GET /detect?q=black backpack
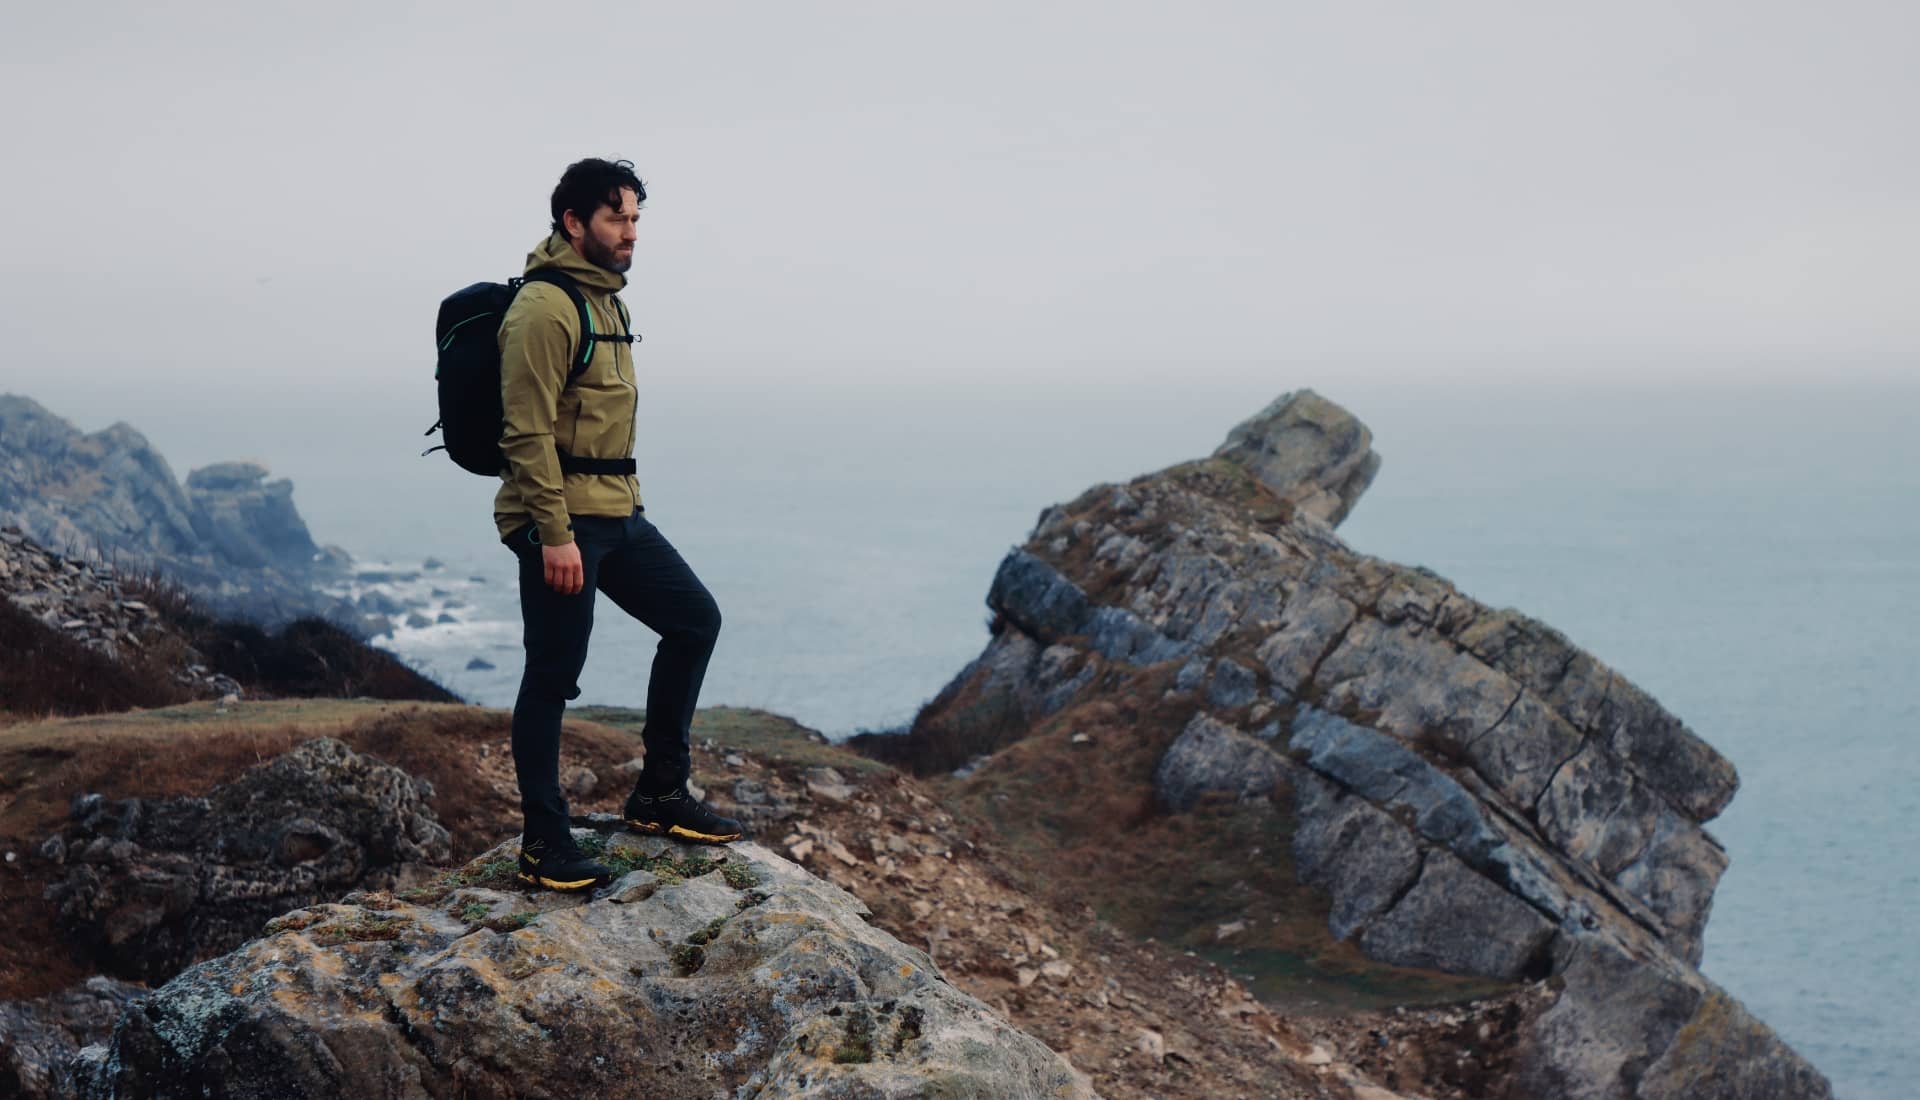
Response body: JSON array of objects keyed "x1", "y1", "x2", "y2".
[{"x1": 422, "y1": 268, "x2": 638, "y2": 476}]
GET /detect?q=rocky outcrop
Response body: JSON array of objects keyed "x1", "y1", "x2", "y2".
[
  {"x1": 72, "y1": 822, "x2": 1096, "y2": 1100},
  {"x1": 1211, "y1": 387, "x2": 1381, "y2": 527},
  {"x1": 183, "y1": 461, "x2": 322, "y2": 571},
  {"x1": 895, "y1": 388, "x2": 1829, "y2": 1098},
  {"x1": 1152, "y1": 712, "x2": 1288, "y2": 812},
  {"x1": 40, "y1": 738, "x2": 451, "y2": 983},
  {"x1": 0, "y1": 977, "x2": 147, "y2": 1100},
  {"x1": 0, "y1": 394, "x2": 361, "y2": 630}
]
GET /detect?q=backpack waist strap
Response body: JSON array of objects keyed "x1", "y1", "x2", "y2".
[{"x1": 555, "y1": 447, "x2": 636, "y2": 476}]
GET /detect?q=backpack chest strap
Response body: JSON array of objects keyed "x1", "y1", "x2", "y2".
[{"x1": 515, "y1": 269, "x2": 640, "y2": 377}]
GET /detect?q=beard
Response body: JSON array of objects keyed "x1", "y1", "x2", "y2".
[{"x1": 582, "y1": 232, "x2": 632, "y2": 273}]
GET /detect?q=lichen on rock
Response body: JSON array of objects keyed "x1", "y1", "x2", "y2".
[{"x1": 74, "y1": 819, "x2": 1095, "y2": 1099}]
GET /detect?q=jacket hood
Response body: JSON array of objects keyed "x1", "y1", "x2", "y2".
[{"x1": 523, "y1": 231, "x2": 627, "y2": 293}]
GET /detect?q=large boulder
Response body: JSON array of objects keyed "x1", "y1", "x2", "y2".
[
  {"x1": 885, "y1": 389, "x2": 1828, "y2": 1097},
  {"x1": 1151, "y1": 711, "x2": 1288, "y2": 812},
  {"x1": 1211, "y1": 387, "x2": 1381, "y2": 527},
  {"x1": 73, "y1": 822, "x2": 1097, "y2": 1100},
  {"x1": 41, "y1": 738, "x2": 451, "y2": 983}
]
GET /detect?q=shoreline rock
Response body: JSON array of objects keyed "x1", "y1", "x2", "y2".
[{"x1": 871, "y1": 388, "x2": 1830, "y2": 1098}]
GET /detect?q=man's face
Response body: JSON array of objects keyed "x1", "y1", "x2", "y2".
[{"x1": 568, "y1": 187, "x2": 640, "y2": 273}]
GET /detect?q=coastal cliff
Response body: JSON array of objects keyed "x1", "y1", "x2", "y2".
[
  {"x1": 0, "y1": 394, "x2": 364, "y2": 632},
  {"x1": 0, "y1": 389, "x2": 1831, "y2": 1098},
  {"x1": 859, "y1": 389, "x2": 1829, "y2": 1099}
]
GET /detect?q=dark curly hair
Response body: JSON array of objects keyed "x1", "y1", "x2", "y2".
[{"x1": 549, "y1": 158, "x2": 647, "y2": 237}]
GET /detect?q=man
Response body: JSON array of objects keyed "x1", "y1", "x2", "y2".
[{"x1": 496, "y1": 157, "x2": 743, "y2": 892}]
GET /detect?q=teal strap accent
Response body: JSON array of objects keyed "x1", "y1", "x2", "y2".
[{"x1": 438, "y1": 311, "x2": 495, "y2": 352}]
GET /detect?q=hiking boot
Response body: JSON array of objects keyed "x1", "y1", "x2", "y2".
[
  {"x1": 623, "y1": 785, "x2": 744, "y2": 844},
  {"x1": 516, "y1": 835, "x2": 614, "y2": 892}
]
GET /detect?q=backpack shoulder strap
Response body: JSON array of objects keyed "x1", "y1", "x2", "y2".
[
  {"x1": 592, "y1": 292, "x2": 635, "y2": 346},
  {"x1": 518, "y1": 268, "x2": 597, "y2": 381}
]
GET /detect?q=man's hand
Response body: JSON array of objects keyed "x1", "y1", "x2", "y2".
[{"x1": 543, "y1": 541, "x2": 585, "y2": 595}]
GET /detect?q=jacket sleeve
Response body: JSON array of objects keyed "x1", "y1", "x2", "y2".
[{"x1": 498, "y1": 285, "x2": 579, "y2": 547}]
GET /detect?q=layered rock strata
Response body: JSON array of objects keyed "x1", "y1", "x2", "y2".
[{"x1": 906, "y1": 387, "x2": 1828, "y2": 1099}]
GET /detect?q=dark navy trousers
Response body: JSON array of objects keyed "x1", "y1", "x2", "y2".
[{"x1": 502, "y1": 508, "x2": 721, "y2": 845}]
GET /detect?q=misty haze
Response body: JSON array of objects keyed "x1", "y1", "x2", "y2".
[{"x1": 0, "y1": 4, "x2": 1913, "y2": 1098}]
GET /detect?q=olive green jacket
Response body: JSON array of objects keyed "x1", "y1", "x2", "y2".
[{"x1": 492, "y1": 233, "x2": 642, "y2": 546}]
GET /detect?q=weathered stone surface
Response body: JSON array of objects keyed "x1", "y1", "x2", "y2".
[
  {"x1": 43, "y1": 738, "x2": 450, "y2": 983},
  {"x1": 1515, "y1": 935, "x2": 1829, "y2": 1100},
  {"x1": 74, "y1": 825, "x2": 1095, "y2": 1100},
  {"x1": 1455, "y1": 607, "x2": 1739, "y2": 822},
  {"x1": 1254, "y1": 584, "x2": 1357, "y2": 698},
  {"x1": 1153, "y1": 713, "x2": 1289, "y2": 812},
  {"x1": 1593, "y1": 682, "x2": 1741, "y2": 824},
  {"x1": 1290, "y1": 772, "x2": 1422, "y2": 941},
  {"x1": 0, "y1": 976, "x2": 147, "y2": 1100},
  {"x1": 1086, "y1": 604, "x2": 1195, "y2": 664},
  {"x1": 1290, "y1": 707, "x2": 1504, "y2": 865},
  {"x1": 1612, "y1": 809, "x2": 1728, "y2": 967},
  {"x1": 1537, "y1": 742, "x2": 1662, "y2": 879},
  {"x1": 989, "y1": 548, "x2": 1093, "y2": 640},
  {"x1": 1358, "y1": 854, "x2": 1557, "y2": 981},
  {"x1": 184, "y1": 463, "x2": 319, "y2": 573},
  {"x1": 1314, "y1": 618, "x2": 1584, "y2": 808},
  {"x1": 1211, "y1": 388, "x2": 1381, "y2": 527},
  {"x1": 1206, "y1": 657, "x2": 1259, "y2": 708},
  {"x1": 1634, "y1": 987, "x2": 1836, "y2": 1100}
]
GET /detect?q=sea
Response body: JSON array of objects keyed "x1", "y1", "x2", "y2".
[{"x1": 71, "y1": 367, "x2": 1917, "y2": 1099}]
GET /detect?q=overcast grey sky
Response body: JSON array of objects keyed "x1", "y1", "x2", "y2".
[{"x1": 1, "y1": 0, "x2": 1915, "y2": 411}]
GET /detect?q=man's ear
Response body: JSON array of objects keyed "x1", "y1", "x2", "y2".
[{"x1": 562, "y1": 209, "x2": 585, "y2": 242}]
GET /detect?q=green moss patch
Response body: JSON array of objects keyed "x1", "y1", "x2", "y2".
[
  {"x1": 479, "y1": 910, "x2": 538, "y2": 934},
  {"x1": 311, "y1": 912, "x2": 411, "y2": 947}
]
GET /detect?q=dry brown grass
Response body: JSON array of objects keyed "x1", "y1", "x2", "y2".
[
  {"x1": 0, "y1": 702, "x2": 334, "y2": 998},
  {"x1": 0, "y1": 598, "x2": 193, "y2": 718},
  {"x1": 922, "y1": 662, "x2": 1514, "y2": 1014}
]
